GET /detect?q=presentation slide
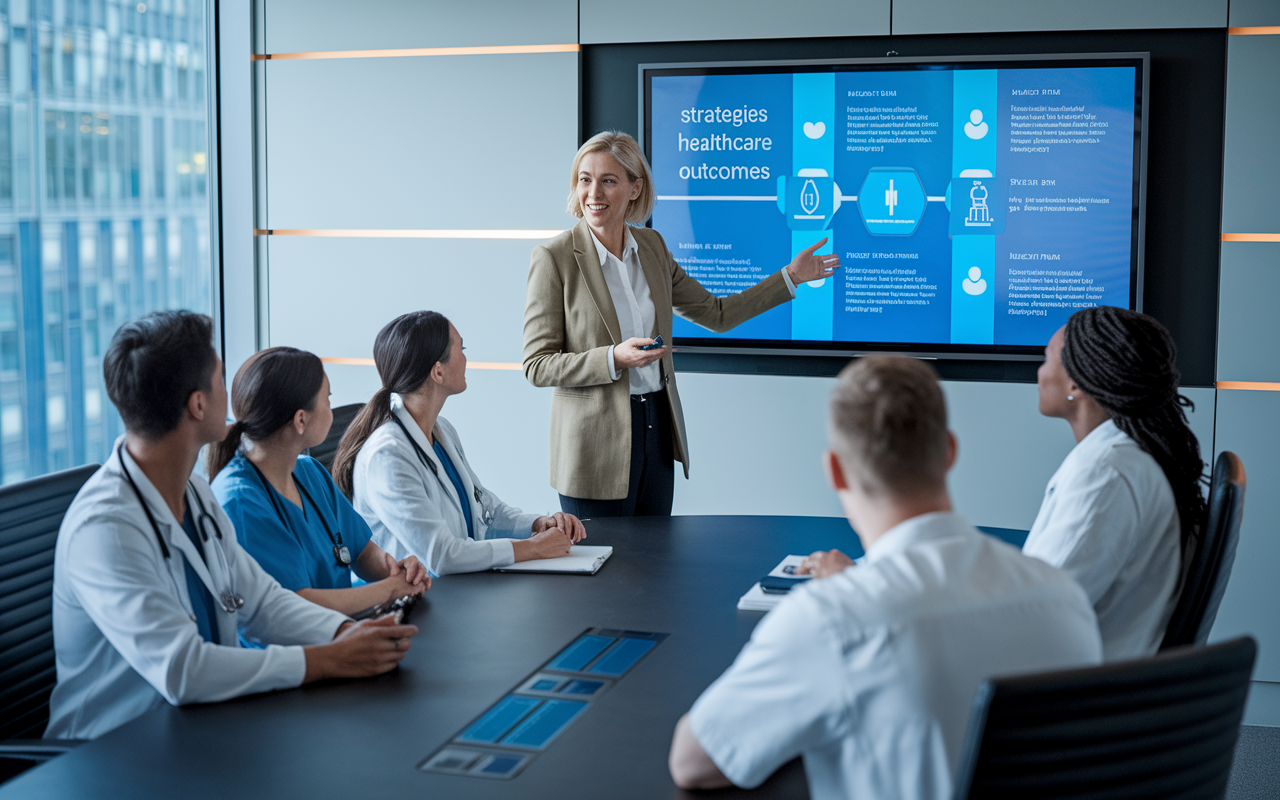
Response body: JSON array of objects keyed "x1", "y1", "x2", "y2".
[{"x1": 647, "y1": 59, "x2": 1143, "y2": 353}]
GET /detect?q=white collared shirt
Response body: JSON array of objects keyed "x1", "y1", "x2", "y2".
[
  {"x1": 590, "y1": 228, "x2": 797, "y2": 395},
  {"x1": 47, "y1": 441, "x2": 349, "y2": 740},
  {"x1": 689, "y1": 512, "x2": 1101, "y2": 800},
  {"x1": 1023, "y1": 419, "x2": 1182, "y2": 661}
]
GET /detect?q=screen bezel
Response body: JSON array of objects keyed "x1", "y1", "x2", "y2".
[{"x1": 639, "y1": 52, "x2": 1149, "y2": 362}]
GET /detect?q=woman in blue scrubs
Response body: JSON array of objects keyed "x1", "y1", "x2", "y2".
[{"x1": 210, "y1": 347, "x2": 428, "y2": 615}]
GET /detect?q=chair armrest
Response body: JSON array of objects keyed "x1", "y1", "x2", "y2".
[{"x1": 0, "y1": 739, "x2": 87, "y2": 762}]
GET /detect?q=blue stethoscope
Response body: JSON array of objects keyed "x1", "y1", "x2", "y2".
[
  {"x1": 117, "y1": 443, "x2": 245, "y2": 614},
  {"x1": 390, "y1": 413, "x2": 494, "y2": 529},
  {"x1": 246, "y1": 459, "x2": 352, "y2": 567}
]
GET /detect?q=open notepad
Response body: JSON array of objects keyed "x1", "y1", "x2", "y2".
[{"x1": 497, "y1": 545, "x2": 613, "y2": 575}]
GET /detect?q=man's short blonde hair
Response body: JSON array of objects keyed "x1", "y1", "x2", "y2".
[
  {"x1": 566, "y1": 131, "x2": 656, "y2": 224},
  {"x1": 828, "y1": 355, "x2": 950, "y2": 498}
]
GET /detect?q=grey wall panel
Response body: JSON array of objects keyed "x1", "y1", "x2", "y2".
[
  {"x1": 264, "y1": 53, "x2": 578, "y2": 230},
  {"x1": 1230, "y1": 0, "x2": 1280, "y2": 27},
  {"x1": 1218, "y1": 242, "x2": 1280, "y2": 382},
  {"x1": 892, "y1": 0, "x2": 1226, "y2": 35},
  {"x1": 579, "y1": 0, "x2": 889, "y2": 44},
  {"x1": 267, "y1": 236, "x2": 538, "y2": 365},
  {"x1": 1245, "y1": 681, "x2": 1280, "y2": 727},
  {"x1": 1211, "y1": 389, "x2": 1280, "y2": 681},
  {"x1": 1222, "y1": 35, "x2": 1280, "y2": 234},
  {"x1": 264, "y1": 0, "x2": 578, "y2": 53}
]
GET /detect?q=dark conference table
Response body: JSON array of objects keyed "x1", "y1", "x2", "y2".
[{"x1": 4, "y1": 516, "x2": 1027, "y2": 800}]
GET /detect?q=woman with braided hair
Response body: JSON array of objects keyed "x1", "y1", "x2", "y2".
[{"x1": 1024, "y1": 306, "x2": 1207, "y2": 661}]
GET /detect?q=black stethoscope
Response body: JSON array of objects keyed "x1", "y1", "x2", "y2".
[
  {"x1": 390, "y1": 413, "x2": 493, "y2": 528},
  {"x1": 246, "y1": 459, "x2": 352, "y2": 568},
  {"x1": 117, "y1": 443, "x2": 245, "y2": 614}
]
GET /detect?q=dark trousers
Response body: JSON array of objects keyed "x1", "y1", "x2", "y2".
[{"x1": 559, "y1": 391, "x2": 675, "y2": 517}]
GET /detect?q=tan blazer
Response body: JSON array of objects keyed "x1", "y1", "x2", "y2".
[{"x1": 523, "y1": 220, "x2": 792, "y2": 500}]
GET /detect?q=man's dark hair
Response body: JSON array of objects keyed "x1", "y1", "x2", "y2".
[{"x1": 103, "y1": 311, "x2": 218, "y2": 439}]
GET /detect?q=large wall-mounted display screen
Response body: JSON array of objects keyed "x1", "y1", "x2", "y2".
[{"x1": 641, "y1": 54, "x2": 1147, "y2": 360}]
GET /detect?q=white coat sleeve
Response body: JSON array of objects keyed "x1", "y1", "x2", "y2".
[
  {"x1": 359, "y1": 440, "x2": 516, "y2": 575},
  {"x1": 1022, "y1": 465, "x2": 1142, "y2": 605},
  {"x1": 441, "y1": 420, "x2": 539, "y2": 539},
  {"x1": 61, "y1": 512, "x2": 331, "y2": 707}
]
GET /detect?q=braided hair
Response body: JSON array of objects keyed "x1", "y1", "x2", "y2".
[{"x1": 1059, "y1": 306, "x2": 1207, "y2": 551}]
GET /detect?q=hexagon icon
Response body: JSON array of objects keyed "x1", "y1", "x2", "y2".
[{"x1": 857, "y1": 167, "x2": 927, "y2": 236}]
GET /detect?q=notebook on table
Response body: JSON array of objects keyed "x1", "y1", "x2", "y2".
[{"x1": 497, "y1": 545, "x2": 613, "y2": 575}]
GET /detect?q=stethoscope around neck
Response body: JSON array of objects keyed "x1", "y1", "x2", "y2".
[
  {"x1": 116, "y1": 443, "x2": 245, "y2": 614},
  {"x1": 390, "y1": 413, "x2": 494, "y2": 528},
  {"x1": 246, "y1": 458, "x2": 352, "y2": 568}
]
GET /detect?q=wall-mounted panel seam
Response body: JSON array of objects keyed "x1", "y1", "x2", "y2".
[
  {"x1": 252, "y1": 44, "x2": 580, "y2": 61},
  {"x1": 1221, "y1": 233, "x2": 1280, "y2": 242},
  {"x1": 323, "y1": 357, "x2": 521, "y2": 371}
]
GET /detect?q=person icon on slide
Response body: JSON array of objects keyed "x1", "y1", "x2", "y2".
[
  {"x1": 964, "y1": 109, "x2": 988, "y2": 139},
  {"x1": 962, "y1": 266, "x2": 987, "y2": 295}
]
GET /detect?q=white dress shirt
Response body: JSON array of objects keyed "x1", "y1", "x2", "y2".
[
  {"x1": 46, "y1": 443, "x2": 349, "y2": 740},
  {"x1": 690, "y1": 512, "x2": 1101, "y2": 800},
  {"x1": 352, "y1": 396, "x2": 539, "y2": 576},
  {"x1": 1023, "y1": 419, "x2": 1182, "y2": 661},
  {"x1": 590, "y1": 228, "x2": 797, "y2": 395}
]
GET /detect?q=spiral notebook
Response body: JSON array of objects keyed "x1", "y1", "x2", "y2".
[{"x1": 497, "y1": 545, "x2": 613, "y2": 575}]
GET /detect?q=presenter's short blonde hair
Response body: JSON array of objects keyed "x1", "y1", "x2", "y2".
[{"x1": 566, "y1": 131, "x2": 655, "y2": 224}]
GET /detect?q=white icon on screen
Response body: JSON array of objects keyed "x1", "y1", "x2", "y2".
[
  {"x1": 965, "y1": 181, "x2": 992, "y2": 227},
  {"x1": 803, "y1": 121, "x2": 826, "y2": 139},
  {"x1": 885, "y1": 179, "x2": 898, "y2": 216},
  {"x1": 800, "y1": 179, "x2": 820, "y2": 215},
  {"x1": 962, "y1": 266, "x2": 987, "y2": 295},
  {"x1": 964, "y1": 109, "x2": 988, "y2": 139}
]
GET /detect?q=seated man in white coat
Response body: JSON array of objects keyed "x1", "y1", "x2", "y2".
[
  {"x1": 668, "y1": 356, "x2": 1103, "y2": 799},
  {"x1": 46, "y1": 311, "x2": 419, "y2": 740}
]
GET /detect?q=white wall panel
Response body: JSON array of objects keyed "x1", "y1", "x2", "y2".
[
  {"x1": 266, "y1": 236, "x2": 548, "y2": 365},
  {"x1": 1210, "y1": 389, "x2": 1280, "y2": 682},
  {"x1": 892, "y1": 0, "x2": 1226, "y2": 35},
  {"x1": 1222, "y1": 34, "x2": 1280, "y2": 234},
  {"x1": 1230, "y1": 0, "x2": 1280, "y2": 27},
  {"x1": 580, "y1": 0, "x2": 889, "y2": 44},
  {"x1": 264, "y1": 0, "x2": 578, "y2": 53},
  {"x1": 1217, "y1": 242, "x2": 1280, "y2": 382},
  {"x1": 264, "y1": 53, "x2": 578, "y2": 230}
]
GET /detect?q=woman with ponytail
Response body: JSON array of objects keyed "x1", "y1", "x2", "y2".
[
  {"x1": 210, "y1": 347, "x2": 428, "y2": 616},
  {"x1": 331, "y1": 311, "x2": 586, "y2": 577},
  {"x1": 1025, "y1": 306, "x2": 1207, "y2": 661}
]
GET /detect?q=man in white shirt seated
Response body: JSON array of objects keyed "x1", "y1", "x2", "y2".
[
  {"x1": 46, "y1": 311, "x2": 419, "y2": 740},
  {"x1": 667, "y1": 355, "x2": 1103, "y2": 799}
]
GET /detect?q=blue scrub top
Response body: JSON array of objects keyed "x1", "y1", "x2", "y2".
[{"x1": 212, "y1": 453, "x2": 374, "y2": 591}]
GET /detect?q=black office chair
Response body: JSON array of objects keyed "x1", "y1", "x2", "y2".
[
  {"x1": 952, "y1": 636, "x2": 1256, "y2": 800},
  {"x1": 1161, "y1": 451, "x2": 1246, "y2": 650},
  {"x1": 0, "y1": 464, "x2": 99, "y2": 781},
  {"x1": 307, "y1": 402, "x2": 365, "y2": 471}
]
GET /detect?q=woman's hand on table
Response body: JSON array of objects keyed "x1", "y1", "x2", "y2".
[
  {"x1": 533, "y1": 512, "x2": 587, "y2": 543},
  {"x1": 513, "y1": 528, "x2": 574, "y2": 562},
  {"x1": 385, "y1": 553, "x2": 430, "y2": 588},
  {"x1": 615, "y1": 338, "x2": 669, "y2": 369},
  {"x1": 796, "y1": 549, "x2": 855, "y2": 579},
  {"x1": 784, "y1": 238, "x2": 841, "y2": 284}
]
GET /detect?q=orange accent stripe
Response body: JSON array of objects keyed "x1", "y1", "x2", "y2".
[
  {"x1": 1228, "y1": 26, "x2": 1280, "y2": 35},
  {"x1": 1217, "y1": 381, "x2": 1280, "y2": 391},
  {"x1": 321, "y1": 357, "x2": 522, "y2": 371},
  {"x1": 1222, "y1": 233, "x2": 1280, "y2": 243},
  {"x1": 255, "y1": 228, "x2": 562, "y2": 240},
  {"x1": 252, "y1": 43, "x2": 579, "y2": 61}
]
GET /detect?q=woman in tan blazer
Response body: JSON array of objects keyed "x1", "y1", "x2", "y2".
[{"x1": 522, "y1": 131, "x2": 838, "y2": 517}]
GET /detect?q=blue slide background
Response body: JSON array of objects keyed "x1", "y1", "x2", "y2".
[{"x1": 649, "y1": 65, "x2": 1138, "y2": 350}]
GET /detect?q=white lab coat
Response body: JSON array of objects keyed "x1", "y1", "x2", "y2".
[
  {"x1": 45, "y1": 442, "x2": 349, "y2": 740},
  {"x1": 352, "y1": 397, "x2": 539, "y2": 577}
]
